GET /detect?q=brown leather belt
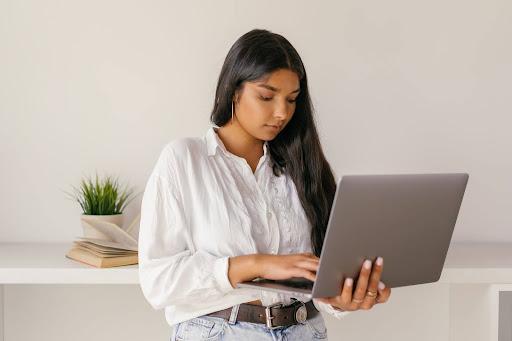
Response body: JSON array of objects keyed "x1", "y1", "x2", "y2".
[{"x1": 206, "y1": 299, "x2": 319, "y2": 329}]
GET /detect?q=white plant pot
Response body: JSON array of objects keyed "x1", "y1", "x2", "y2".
[{"x1": 80, "y1": 214, "x2": 124, "y2": 240}]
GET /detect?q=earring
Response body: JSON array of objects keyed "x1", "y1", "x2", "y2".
[{"x1": 231, "y1": 101, "x2": 234, "y2": 123}]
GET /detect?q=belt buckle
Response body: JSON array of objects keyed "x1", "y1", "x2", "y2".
[
  {"x1": 265, "y1": 302, "x2": 284, "y2": 329},
  {"x1": 291, "y1": 298, "x2": 308, "y2": 324}
]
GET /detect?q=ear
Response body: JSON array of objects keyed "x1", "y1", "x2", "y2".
[{"x1": 233, "y1": 84, "x2": 245, "y2": 104}]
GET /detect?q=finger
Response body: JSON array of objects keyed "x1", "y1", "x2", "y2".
[
  {"x1": 359, "y1": 257, "x2": 383, "y2": 309},
  {"x1": 375, "y1": 283, "x2": 388, "y2": 303},
  {"x1": 330, "y1": 277, "x2": 355, "y2": 310},
  {"x1": 366, "y1": 257, "x2": 384, "y2": 301},
  {"x1": 301, "y1": 257, "x2": 319, "y2": 265},
  {"x1": 352, "y1": 259, "x2": 372, "y2": 305},
  {"x1": 316, "y1": 277, "x2": 353, "y2": 309},
  {"x1": 376, "y1": 286, "x2": 391, "y2": 304},
  {"x1": 295, "y1": 260, "x2": 320, "y2": 272},
  {"x1": 296, "y1": 269, "x2": 317, "y2": 282},
  {"x1": 339, "y1": 277, "x2": 354, "y2": 307},
  {"x1": 299, "y1": 254, "x2": 320, "y2": 262},
  {"x1": 302, "y1": 252, "x2": 320, "y2": 261},
  {"x1": 292, "y1": 253, "x2": 319, "y2": 264}
]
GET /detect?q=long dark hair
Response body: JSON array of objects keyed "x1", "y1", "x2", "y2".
[{"x1": 210, "y1": 29, "x2": 336, "y2": 257}]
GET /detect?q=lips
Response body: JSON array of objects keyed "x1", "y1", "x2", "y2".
[{"x1": 266, "y1": 124, "x2": 282, "y2": 129}]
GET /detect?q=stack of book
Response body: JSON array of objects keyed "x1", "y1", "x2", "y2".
[{"x1": 66, "y1": 214, "x2": 139, "y2": 268}]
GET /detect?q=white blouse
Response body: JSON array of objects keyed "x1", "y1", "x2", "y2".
[{"x1": 138, "y1": 125, "x2": 350, "y2": 327}]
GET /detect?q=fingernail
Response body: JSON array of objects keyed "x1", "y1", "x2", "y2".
[
  {"x1": 378, "y1": 281, "x2": 386, "y2": 290},
  {"x1": 363, "y1": 259, "x2": 371, "y2": 269},
  {"x1": 376, "y1": 257, "x2": 383, "y2": 266},
  {"x1": 345, "y1": 278, "x2": 353, "y2": 286}
]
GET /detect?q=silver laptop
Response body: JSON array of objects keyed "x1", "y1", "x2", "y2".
[{"x1": 236, "y1": 173, "x2": 469, "y2": 298}]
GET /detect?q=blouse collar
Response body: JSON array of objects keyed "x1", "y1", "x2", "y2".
[{"x1": 205, "y1": 125, "x2": 269, "y2": 160}]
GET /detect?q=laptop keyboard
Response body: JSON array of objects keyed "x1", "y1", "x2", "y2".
[{"x1": 271, "y1": 277, "x2": 314, "y2": 289}]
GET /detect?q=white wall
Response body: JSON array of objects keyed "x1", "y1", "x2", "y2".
[
  {"x1": 2, "y1": 0, "x2": 511, "y2": 243},
  {"x1": 1, "y1": 0, "x2": 511, "y2": 340}
]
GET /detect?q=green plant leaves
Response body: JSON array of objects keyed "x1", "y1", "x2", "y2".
[{"x1": 68, "y1": 172, "x2": 136, "y2": 215}]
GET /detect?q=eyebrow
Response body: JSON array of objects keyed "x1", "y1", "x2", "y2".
[{"x1": 256, "y1": 84, "x2": 300, "y2": 94}]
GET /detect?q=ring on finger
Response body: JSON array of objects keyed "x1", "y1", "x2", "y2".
[
  {"x1": 352, "y1": 297, "x2": 364, "y2": 303},
  {"x1": 366, "y1": 290, "x2": 378, "y2": 298}
]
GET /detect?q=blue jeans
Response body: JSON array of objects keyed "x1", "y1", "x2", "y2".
[{"x1": 170, "y1": 305, "x2": 328, "y2": 340}]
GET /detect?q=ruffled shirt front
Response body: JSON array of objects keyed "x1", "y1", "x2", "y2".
[{"x1": 138, "y1": 125, "x2": 350, "y2": 327}]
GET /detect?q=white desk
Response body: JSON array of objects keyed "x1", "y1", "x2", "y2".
[
  {"x1": 1, "y1": 242, "x2": 511, "y2": 341},
  {"x1": 1, "y1": 242, "x2": 512, "y2": 284},
  {"x1": 0, "y1": 243, "x2": 138, "y2": 284}
]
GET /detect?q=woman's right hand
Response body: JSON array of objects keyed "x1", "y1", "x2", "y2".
[{"x1": 256, "y1": 252, "x2": 319, "y2": 282}]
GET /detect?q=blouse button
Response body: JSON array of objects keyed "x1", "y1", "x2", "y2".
[{"x1": 267, "y1": 210, "x2": 272, "y2": 219}]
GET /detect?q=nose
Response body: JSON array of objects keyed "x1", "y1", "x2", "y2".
[
  {"x1": 273, "y1": 101, "x2": 289, "y2": 120},
  {"x1": 273, "y1": 111, "x2": 286, "y2": 121}
]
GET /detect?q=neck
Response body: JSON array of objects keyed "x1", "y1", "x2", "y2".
[{"x1": 216, "y1": 123, "x2": 264, "y2": 161}]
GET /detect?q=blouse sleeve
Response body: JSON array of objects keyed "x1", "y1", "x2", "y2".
[
  {"x1": 138, "y1": 153, "x2": 235, "y2": 309},
  {"x1": 312, "y1": 298, "x2": 351, "y2": 319}
]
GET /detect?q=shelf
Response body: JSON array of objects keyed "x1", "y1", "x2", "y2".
[
  {"x1": 440, "y1": 243, "x2": 512, "y2": 284},
  {"x1": 0, "y1": 243, "x2": 138, "y2": 284},
  {"x1": 0, "y1": 242, "x2": 511, "y2": 284}
]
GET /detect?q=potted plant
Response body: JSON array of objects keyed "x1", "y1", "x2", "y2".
[{"x1": 65, "y1": 173, "x2": 137, "y2": 240}]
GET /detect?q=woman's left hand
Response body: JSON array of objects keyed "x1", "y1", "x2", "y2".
[{"x1": 316, "y1": 257, "x2": 391, "y2": 311}]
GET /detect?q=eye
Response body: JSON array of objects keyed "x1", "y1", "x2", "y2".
[{"x1": 259, "y1": 95, "x2": 297, "y2": 103}]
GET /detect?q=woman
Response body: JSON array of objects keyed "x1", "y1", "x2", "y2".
[{"x1": 138, "y1": 28, "x2": 391, "y2": 341}]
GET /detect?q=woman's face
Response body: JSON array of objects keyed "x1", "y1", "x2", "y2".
[{"x1": 233, "y1": 68, "x2": 300, "y2": 141}]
